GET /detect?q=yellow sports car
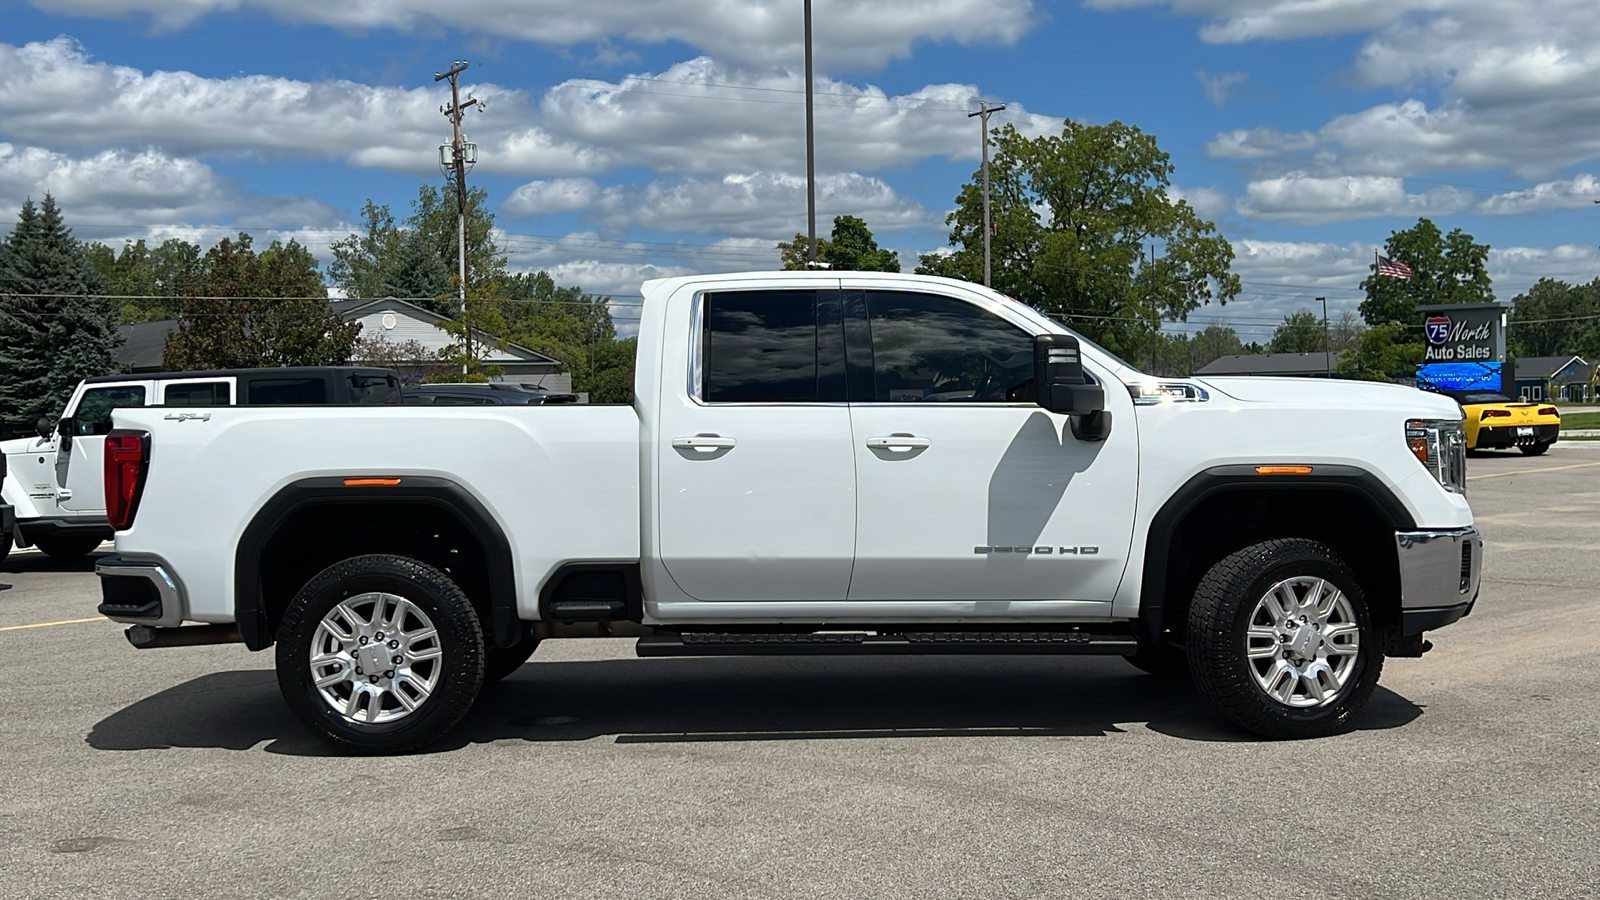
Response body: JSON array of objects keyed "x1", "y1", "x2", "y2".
[{"x1": 1454, "y1": 392, "x2": 1561, "y2": 455}]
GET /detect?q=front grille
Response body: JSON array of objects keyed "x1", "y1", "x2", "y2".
[{"x1": 1460, "y1": 542, "x2": 1474, "y2": 593}]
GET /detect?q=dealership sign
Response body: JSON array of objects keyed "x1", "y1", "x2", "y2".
[{"x1": 1417, "y1": 302, "x2": 1507, "y2": 393}]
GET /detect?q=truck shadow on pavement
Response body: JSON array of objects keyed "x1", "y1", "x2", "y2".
[{"x1": 86, "y1": 655, "x2": 1423, "y2": 755}]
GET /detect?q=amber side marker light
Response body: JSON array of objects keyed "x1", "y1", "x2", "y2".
[
  {"x1": 343, "y1": 477, "x2": 402, "y2": 487},
  {"x1": 1254, "y1": 465, "x2": 1314, "y2": 476}
]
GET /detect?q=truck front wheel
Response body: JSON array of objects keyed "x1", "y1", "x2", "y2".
[
  {"x1": 275, "y1": 554, "x2": 485, "y2": 754},
  {"x1": 1188, "y1": 539, "x2": 1381, "y2": 739}
]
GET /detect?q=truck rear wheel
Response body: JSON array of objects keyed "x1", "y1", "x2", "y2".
[
  {"x1": 1188, "y1": 539, "x2": 1381, "y2": 739},
  {"x1": 275, "y1": 554, "x2": 484, "y2": 754}
]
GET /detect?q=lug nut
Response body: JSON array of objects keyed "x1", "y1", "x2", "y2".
[
  {"x1": 369, "y1": 674, "x2": 379, "y2": 683},
  {"x1": 359, "y1": 636, "x2": 369, "y2": 645},
  {"x1": 384, "y1": 670, "x2": 394, "y2": 678},
  {"x1": 392, "y1": 655, "x2": 404, "y2": 665},
  {"x1": 355, "y1": 666, "x2": 364, "y2": 675},
  {"x1": 374, "y1": 632, "x2": 384, "y2": 641},
  {"x1": 388, "y1": 640, "x2": 399, "y2": 649}
]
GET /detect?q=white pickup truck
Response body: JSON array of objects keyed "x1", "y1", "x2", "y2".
[{"x1": 97, "y1": 271, "x2": 1480, "y2": 753}]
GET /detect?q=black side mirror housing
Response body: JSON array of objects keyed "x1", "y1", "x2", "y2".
[
  {"x1": 1033, "y1": 333, "x2": 1112, "y2": 442},
  {"x1": 35, "y1": 417, "x2": 53, "y2": 440}
]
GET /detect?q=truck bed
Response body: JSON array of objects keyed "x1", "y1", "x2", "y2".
[{"x1": 111, "y1": 405, "x2": 642, "y2": 623}]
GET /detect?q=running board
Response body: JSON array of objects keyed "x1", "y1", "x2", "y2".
[{"x1": 636, "y1": 630, "x2": 1137, "y2": 657}]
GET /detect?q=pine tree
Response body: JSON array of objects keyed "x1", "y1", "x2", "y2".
[{"x1": 0, "y1": 195, "x2": 118, "y2": 438}]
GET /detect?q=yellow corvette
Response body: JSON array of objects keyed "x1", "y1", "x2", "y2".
[{"x1": 1454, "y1": 392, "x2": 1561, "y2": 455}]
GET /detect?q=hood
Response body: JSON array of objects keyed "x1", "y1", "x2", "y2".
[{"x1": 1191, "y1": 376, "x2": 1462, "y2": 417}]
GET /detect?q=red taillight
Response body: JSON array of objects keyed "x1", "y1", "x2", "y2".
[
  {"x1": 104, "y1": 430, "x2": 150, "y2": 531},
  {"x1": 1538, "y1": 407, "x2": 1558, "y2": 417},
  {"x1": 1481, "y1": 409, "x2": 1510, "y2": 419}
]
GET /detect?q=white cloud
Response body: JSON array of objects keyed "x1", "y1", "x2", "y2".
[
  {"x1": 1477, "y1": 175, "x2": 1600, "y2": 216},
  {"x1": 0, "y1": 143, "x2": 340, "y2": 228},
  {"x1": 1168, "y1": 184, "x2": 1233, "y2": 222},
  {"x1": 1236, "y1": 172, "x2": 1472, "y2": 223},
  {"x1": 503, "y1": 171, "x2": 936, "y2": 239},
  {"x1": 1196, "y1": 70, "x2": 1247, "y2": 105},
  {"x1": 1175, "y1": 2, "x2": 1600, "y2": 178},
  {"x1": 27, "y1": 0, "x2": 1040, "y2": 71},
  {"x1": 502, "y1": 178, "x2": 604, "y2": 217},
  {"x1": 0, "y1": 40, "x2": 1061, "y2": 180},
  {"x1": 1490, "y1": 244, "x2": 1600, "y2": 297}
]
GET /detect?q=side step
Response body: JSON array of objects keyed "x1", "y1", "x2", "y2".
[{"x1": 637, "y1": 629, "x2": 1137, "y2": 657}]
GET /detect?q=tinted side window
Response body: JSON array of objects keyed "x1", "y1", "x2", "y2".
[
  {"x1": 247, "y1": 378, "x2": 328, "y2": 405},
  {"x1": 163, "y1": 381, "x2": 231, "y2": 406},
  {"x1": 350, "y1": 373, "x2": 400, "y2": 405},
  {"x1": 429, "y1": 394, "x2": 495, "y2": 405},
  {"x1": 702, "y1": 289, "x2": 844, "y2": 402},
  {"x1": 864, "y1": 291, "x2": 1034, "y2": 402},
  {"x1": 75, "y1": 386, "x2": 147, "y2": 435}
]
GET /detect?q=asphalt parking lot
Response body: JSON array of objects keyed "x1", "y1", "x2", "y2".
[{"x1": 3, "y1": 444, "x2": 1599, "y2": 899}]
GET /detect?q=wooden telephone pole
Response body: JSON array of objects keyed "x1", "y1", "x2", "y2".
[{"x1": 437, "y1": 61, "x2": 480, "y2": 372}]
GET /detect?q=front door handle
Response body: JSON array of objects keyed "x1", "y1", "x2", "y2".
[
  {"x1": 865, "y1": 434, "x2": 931, "y2": 451},
  {"x1": 672, "y1": 434, "x2": 738, "y2": 452}
]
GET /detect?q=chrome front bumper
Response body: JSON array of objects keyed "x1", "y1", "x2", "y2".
[{"x1": 1395, "y1": 527, "x2": 1481, "y2": 635}]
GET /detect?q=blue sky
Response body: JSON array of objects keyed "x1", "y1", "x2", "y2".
[{"x1": 3, "y1": 0, "x2": 1598, "y2": 344}]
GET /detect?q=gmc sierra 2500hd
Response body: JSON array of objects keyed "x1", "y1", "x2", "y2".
[{"x1": 96, "y1": 271, "x2": 1480, "y2": 753}]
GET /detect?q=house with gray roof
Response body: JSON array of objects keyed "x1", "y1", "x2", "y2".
[
  {"x1": 1512, "y1": 355, "x2": 1591, "y2": 403},
  {"x1": 116, "y1": 297, "x2": 568, "y2": 391}
]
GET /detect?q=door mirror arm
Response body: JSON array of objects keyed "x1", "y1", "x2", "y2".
[{"x1": 1033, "y1": 334, "x2": 1112, "y2": 442}]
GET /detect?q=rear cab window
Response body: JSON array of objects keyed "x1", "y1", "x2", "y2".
[
  {"x1": 701, "y1": 289, "x2": 845, "y2": 402},
  {"x1": 246, "y1": 378, "x2": 329, "y2": 405}
]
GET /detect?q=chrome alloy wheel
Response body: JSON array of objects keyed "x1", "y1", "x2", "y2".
[
  {"x1": 310, "y1": 592, "x2": 443, "y2": 724},
  {"x1": 1245, "y1": 576, "x2": 1360, "y2": 708}
]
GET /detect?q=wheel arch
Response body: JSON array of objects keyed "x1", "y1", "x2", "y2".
[
  {"x1": 1139, "y1": 465, "x2": 1416, "y2": 645},
  {"x1": 236, "y1": 476, "x2": 518, "y2": 652}
]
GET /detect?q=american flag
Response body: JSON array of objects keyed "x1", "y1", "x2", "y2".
[{"x1": 1376, "y1": 255, "x2": 1413, "y2": 279}]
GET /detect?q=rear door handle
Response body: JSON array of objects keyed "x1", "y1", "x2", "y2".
[
  {"x1": 672, "y1": 434, "x2": 738, "y2": 451},
  {"x1": 865, "y1": 435, "x2": 931, "y2": 451}
]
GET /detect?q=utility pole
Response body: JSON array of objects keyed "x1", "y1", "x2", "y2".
[
  {"x1": 1317, "y1": 296, "x2": 1330, "y2": 377},
  {"x1": 804, "y1": 0, "x2": 817, "y2": 265},
  {"x1": 437, "y1": 60, "x2": 480, "y2": 373},
  {"x1": 968, "y1": 102, "x2": 1006, "y2": 287}
]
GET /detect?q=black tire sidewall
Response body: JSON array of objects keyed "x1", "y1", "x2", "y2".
[
  {"x1": 33, "y1": 535, "x2": 103, "y2": 560},
  {"x1": 1191, "y1": 540, "x2": 1381, "y2": 738},
  {"x1": 275, "y1": 555, "x2": 484, "y2": 754}
]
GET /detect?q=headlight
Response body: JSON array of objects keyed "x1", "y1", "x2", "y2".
[{"x1": 1406, "y1": 418, "x2": 1466, "y2": 494}]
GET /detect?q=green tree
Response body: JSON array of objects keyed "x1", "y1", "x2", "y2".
[
  {"x1": 163, "y1": 234, "x2": 359, "y2": 370},
  {"x1": 1508, "y1": 278, "x2": 1600, "y2": 359},
  {"x1": 1346, "y1": 218, "x2": 1491, "y2": 381},
  {"x1": 777, "y1": 216, "x2": 900, "y2": 272},
  {"x1": 0, "y1": 195, "x2": 119, "y2": 437},
  {"x1": 498, "y1": 271, "x2": 634, "y2": 400},
  {"x1": 1269, "y1": 310, "x2": 1327, "y2": 354},
  {"x1": 85, "y1": 237, "x2": 203, "y2": 323},
  {"x1": 1149, "y1": 324, "x2": 1245, "y2": 376},
  {"x1": 916, "y1": 120, "x2": 1240, "y2": 360}
]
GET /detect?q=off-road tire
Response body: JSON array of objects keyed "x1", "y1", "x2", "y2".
[
  {"x1": 1519, "y1": 440, "x2": 1553, "y2": 456},
  {"x1": 1188, "y1": 538, "x2": 1382, "y2": 739},
  {"x1": 483, "y1": 631, "x2": 540, "y2": 685},
  {"x1": 1125, "y1": 639, "x2": 1189, "y2": 679},
  {"x1": 31, "y1": 534, "x2": 104, "y2": 560},
  {"x1": 275, "y1": 554, "x2": 484, "y2": 754}
]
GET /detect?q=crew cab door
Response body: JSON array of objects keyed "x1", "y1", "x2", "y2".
[
  {"x1": 58, "y1": 381, "x2": 152, "y2": 513},
  {"x1": 844, "y1": 287, "x2": 1137, "y2": 602},
  {"x1": 655, "y1": 285, "x2": 856, "y2": 601}
]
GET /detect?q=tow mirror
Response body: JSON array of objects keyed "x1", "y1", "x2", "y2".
[
  {"x1": 1033, "y1": 333, "x2": 1112, "y2": 442},
  {"x1": 35, "y1": 417, "x2": 53, "y2": 440}
]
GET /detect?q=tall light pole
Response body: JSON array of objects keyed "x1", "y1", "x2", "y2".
[
  {"x1": 968, "y1": 102, "x2": 1005, "y2": 287},
  {"x1": 804, "y1": 0, "x2": 817, "y2": 265},
  {"x1": 1317, "y1": 296, "x2": 1330, "y2": 377}
]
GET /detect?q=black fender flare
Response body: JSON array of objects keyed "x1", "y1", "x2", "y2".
[
  {"x1": 235, "y1": 476, "x2": 518, "y2": 651},
  {"x1": 1138, "y1": 464, "x2": 1417, "y2": 644}
]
